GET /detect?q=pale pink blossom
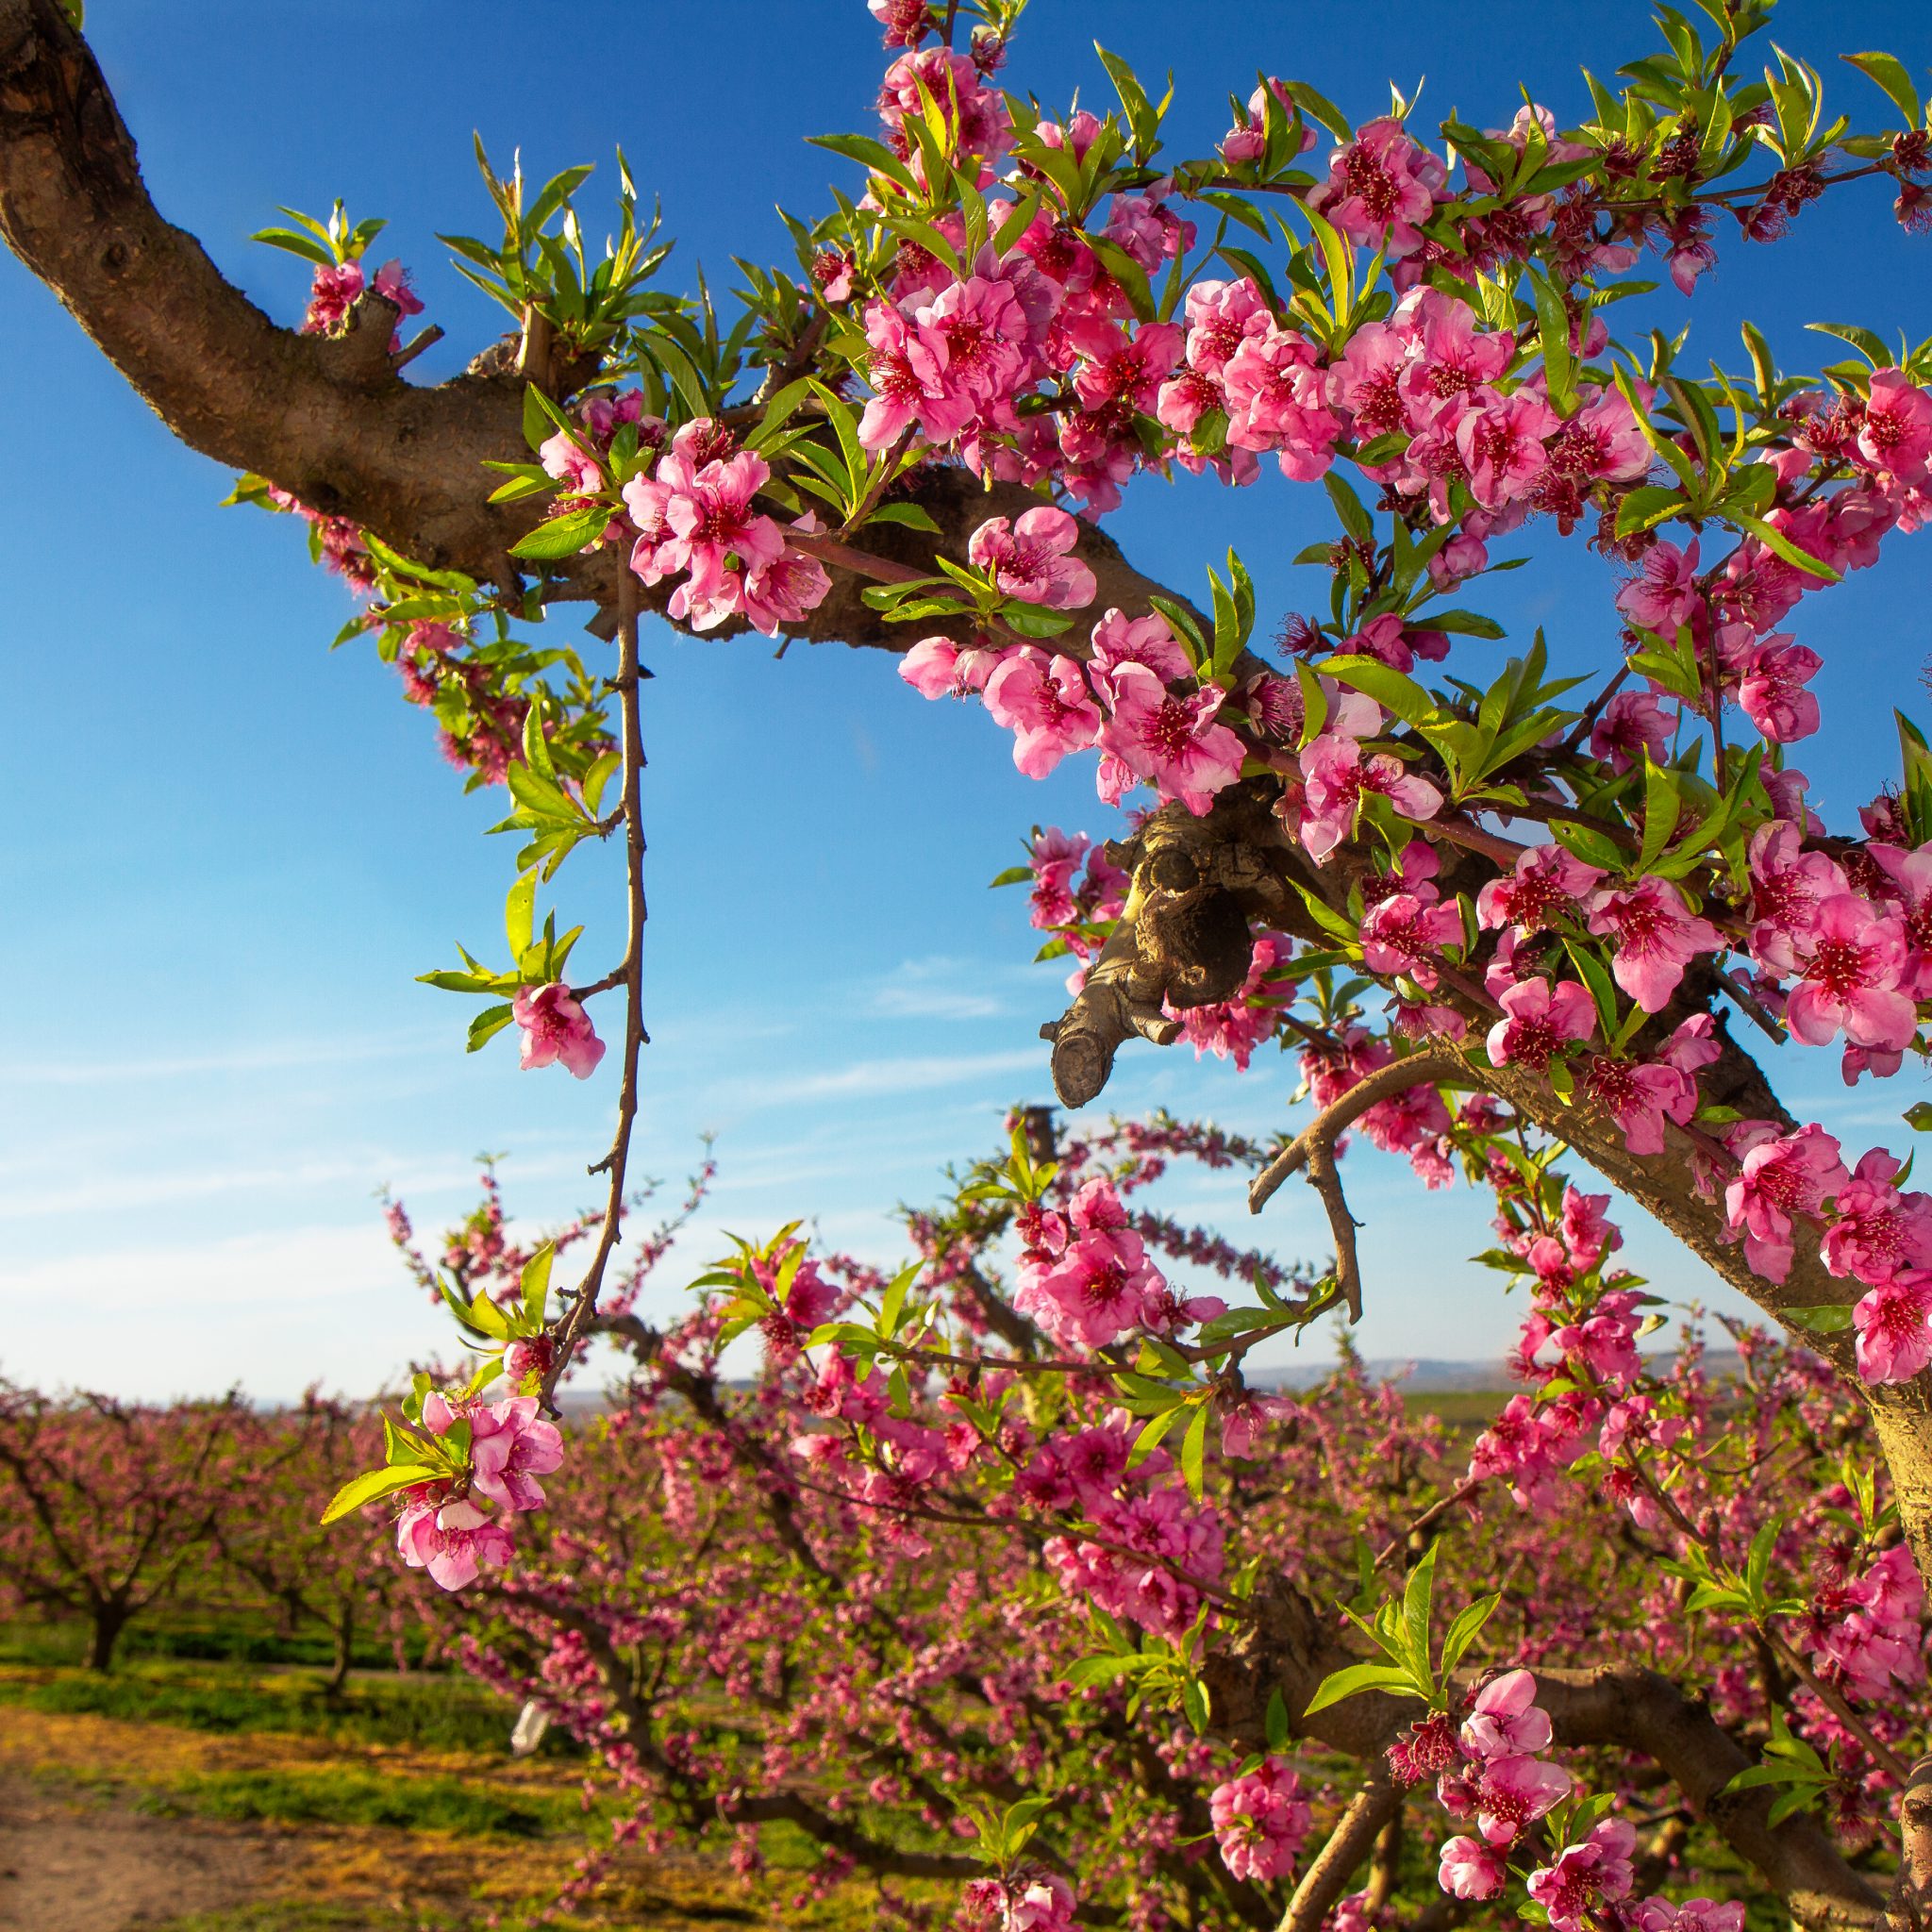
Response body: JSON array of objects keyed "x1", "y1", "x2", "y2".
[
  {"x1": 1585, "y1": 876, "x2": 1722, "y2": 1013},
  {"x1": 983, "y1": 647, "x2": 1102, "y2": 777},
  {"x1": 1724, "y1": 1123, "x2": 1848, "y2": 1283},
  {"x1": 470, "y1": 1396, "x2": 565, "y2": 1512},
  {"x1": 1098, "y1": 662, "x2": 1247, "y2": 815},
  {"x1": 1459, "y1": 1669, "x2": 1553, "y2": 1758},
  {"x1": 1087, "y1": 607, "x2": 1191, "y2": 700},
  {"x1": 1222, "y1": 325, "x2": 1342, "y2": 479},
  {"x1": 512, "y1": 984, "x2": 607, "y2": 1080},
  {"x1": 395, "y1": 1496, "x2": 513, "y2": 1592},
  {"x1": 1486, "y1": 978, "x2": 1597, "y2": 1071},
  {"x1": 1298, "y1": 734, "x2": 1443, "y2": 859},
  {"x1": 899, "y1": 634, "x2": 997, "y2": 699},
  {"x1": 1631, "y1": 1901, "x2": 1745, "y2": 1932},
  {"x1": 969, "y1": 507, "x2": 1096, "y2": 609},
  {"x1": 1437, "y1": 1836, "x2": 1507, "y2": 1900},
  {"x1": 1475, "y1": 843, "x2": 1605, "y2": 936}
]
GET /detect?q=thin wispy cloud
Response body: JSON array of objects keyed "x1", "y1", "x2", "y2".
[
  {"x1": 0, "y1": 1028, "x2": 445, "y2": 1087},
  {"x1": 867, "y1": 956, "x2": 1008, "y2": 1022},
  {"x1": 741, "y1": 1048, "x2": 1041, "y2": 1105}
]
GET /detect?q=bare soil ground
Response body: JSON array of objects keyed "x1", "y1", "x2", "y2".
[{"x1": 0, "y1": 1773, "x2": 277, "y2": 1932}]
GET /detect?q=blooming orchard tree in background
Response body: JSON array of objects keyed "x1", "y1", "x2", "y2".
[
  {"x1": 10, "y1": 0, "x2": 1932, "y2": 1920},
  {"x1": 0, "y1": 1383, "x2": 249, "y2": 1670}
]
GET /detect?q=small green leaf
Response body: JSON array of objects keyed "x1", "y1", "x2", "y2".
[
  {"x1": 1841, "y1": 52, "x2": 1921, "y2": 129},
  {"x1": 520, "y1": 1241, "x2": 554, "y2": 1326},
  {"x1": 1785, "y1": 1303, "x2": 1857, "y2": 1334},
  {"x1": 1302, "y1": 1662, "x2": 1418, "y2": 1717},
  {"x1": 509, "y1": 504, "x2": 612, "y2": 560},
  {"x1": 321, "y1": 1464, "x2": 439, "y2": 1525},
  {"x1": 1180, "y1": 1402, "x2": 1209, "y2": 1502},
  {"x1": 467, "y1": 1003, "x2": 516, "y2": 1053}
]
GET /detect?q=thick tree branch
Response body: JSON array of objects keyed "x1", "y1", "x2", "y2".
[{"x1": 0, "y1": 0, "x2": 1189, "y2": 653}]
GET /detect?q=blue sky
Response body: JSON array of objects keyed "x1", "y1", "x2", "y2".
[{"x1": 4, "y1": 0, "x2": 1931, "y2": 1400}]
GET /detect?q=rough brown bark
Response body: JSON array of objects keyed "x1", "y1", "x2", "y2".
[{"x1": 0, "y1": 0, "x2": 1184, "y2": 652}]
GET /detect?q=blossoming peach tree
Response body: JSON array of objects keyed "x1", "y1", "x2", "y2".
[{"x1": 9, "y1": 0, "x2": 1932, "y2": 1919}]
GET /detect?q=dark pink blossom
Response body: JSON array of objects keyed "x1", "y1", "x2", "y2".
[
  {"x1": 1590, "y1": 691, "x2": 1675, "y2": 773},
  {"x1": 1738, "y1": 637, "x2": 1822, "y2": 743},
  {"x1": 1616, "y1": 539, "x2": 1702, "y2": 634},
  {"x1": 1857, "y1": 369, "x2": 1932, "y2": 480},
  {"x1": 1823, "y1": 1149, "x2": 1932, "y2": 1284},
  {"x1": 1526, "y1": 1819, "x2": 1637, "y2": 1932},
  {"x1": 1208, "y1": 1757, "x2": 1310, "y2": 1883},
  {"x1": 1476, "y1": 844, "x2": 1604, "y2": 936},
  {"x1": 1787, "y1": 894, "x2": 1914, "y2": 1052},
  {"x1": 1724, "y1": 1123, "x2": 1848, "y2": 1283},
  {"x1": 1307, "y1": 118, "x2": 1447, "y2": 258},
  {"x1": 470, "y1": 1396, "x2": 565, "y2": 1511},
  {"x1": 1853, "y1": 1269, "x2": 1932, "y2": 1382},
  {"x1": 1474, "y1": 1753, "x2": 1571, "y2": 1846}
]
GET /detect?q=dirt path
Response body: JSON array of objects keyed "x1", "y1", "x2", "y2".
[{"x1": 0, "y1": 1773, "x2": 277, "y2": 1931}]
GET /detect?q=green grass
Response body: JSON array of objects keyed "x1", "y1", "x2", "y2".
[
  {"x1": 153, "y1": 1908, "x2": 459, "y2": 1932},
  {"x1": 0, "y1": 1611, "x2": 437, "y2": 1672},
  {"x1": 140, "y1": 1765, "x2": 562, "y2": 1838},
  {"x1": 0, "y1": 1661, "x2": 532, "y2": 1755}
]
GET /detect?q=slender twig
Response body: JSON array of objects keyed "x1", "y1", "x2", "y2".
[
  {"x1": 539, "y1": 570, "x2": 648, "y2": 1411},
  {"x1": 1715, "y1": 966, "x2": 1785, "y2": 1044},
  {"x1": 1278, "y1": 1768, "x2": 1398, "y2": 1932},
  {"x1": 1249, "y1": 1054, "x2": 1462, "y2": 1218},
  {"x1": 1372, "y1": 1476, "x2": 1487, "y2": 1574},
  {"x1": 391, "y1": 324, "x2": 443, "y2": 373}
]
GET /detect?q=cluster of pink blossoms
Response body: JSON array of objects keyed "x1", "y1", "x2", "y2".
[
  {"x1": 959, "y1": 1870, "x2": 1077, "y2": 1932},
  {"x1": 395, "y1": 1392, "x2": 563, "y2": 1591},
  {"x1": 1333, "y1": 284, "x2": 1649, "y2": 540},
  {"x1": 1426, "y1": 1671, "x2": 1573, "y2": 1899},
  {"x1": 300, "y1": 255, "x2": 423, "y2": 343},
  {"x1": 1709, "y1": 1122, "x2": 1932, "y2": 1380},
  {"x1": 902, "y1": 570, "x2": 1251, "y2": 817},
  {"x1": 622, "y1": 419, "x2": 831, "y2": 635},
  {"x1": 1206, "y1": 1756, "x2": 1310, "y2": 1882},
  {"x1": 1011, "y1": 1176, "x2": 1209, "y2": 1349},
  {"x1": 1801, "y1": 1542, "x2": 1925, "y2": 1706}
]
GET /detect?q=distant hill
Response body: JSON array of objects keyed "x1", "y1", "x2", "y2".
[{"x1": 1250, "y1": 1350, "x2": 1746, "y2": 1393}]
